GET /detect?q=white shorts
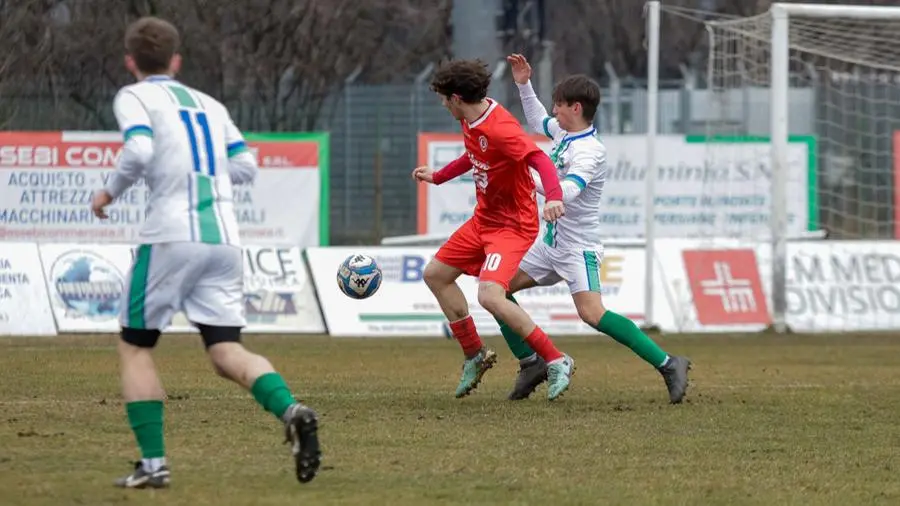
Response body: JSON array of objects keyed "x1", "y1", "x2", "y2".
[
  {"x1": 518, "y1": 241, "x2": 605, "y2": 294},
  {"x1": 119, "y1": 242, "x2": 246, "y2": 330}
]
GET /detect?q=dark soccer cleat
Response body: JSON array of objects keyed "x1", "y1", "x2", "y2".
[
  {"x1": 114, "y1": 461, "x2": 170, "y2": 489},
  {"x1": 284, "y1": 403, "x2": 321, "y2": 484},
  {"x1": 659, "y1": 355, "x2": 691, "y2": 404},
  {"x1": 507, "y1": 356, "x2": 548, "y2": 400}
]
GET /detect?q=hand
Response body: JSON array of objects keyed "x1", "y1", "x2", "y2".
[
  {"x1": 412, "y1": 165, "x2": 435, "y2": 184},
  {"x1": 543, "y1": 200, "x2": 565, "y2": 222},
  {"x1": 506, "y1": 53, "x2": 532, "y2": 85},
  {"x1": 91, "y1": 190, "x2": 113, "y2": 219}
]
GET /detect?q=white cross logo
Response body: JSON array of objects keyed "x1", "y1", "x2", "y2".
[{"x1": 700, "y1": 261, "x2": 757, "y2": 313}]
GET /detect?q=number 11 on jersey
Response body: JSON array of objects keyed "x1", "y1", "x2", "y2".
[{"x1": 179, "y1": 109, "x2": 216, "y2": 177}]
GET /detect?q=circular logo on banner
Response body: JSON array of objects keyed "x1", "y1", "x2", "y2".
[
  {"x1": 479, "y1": 135, "x2": 488, "y2": 152},
  {"x1": 50, "y1": 251, "x2": 124, "y2": 321}
]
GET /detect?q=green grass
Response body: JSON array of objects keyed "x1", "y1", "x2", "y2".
[{"x1": 2, "y1": 333, "x2": 900, "y2": 505}]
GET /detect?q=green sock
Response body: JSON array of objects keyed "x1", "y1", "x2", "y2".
[
  {"x1": 596, "y1": 311, "x2": 669, "y2": 368},
  {"x1": 251, "y1": 372, "x2": 297, "y2": 419},
  {"x1": 126, "y1": 400, "x2": 165, "y2": 459},
  {"x1": 494, "y1": 293, "x2": 536, "y2": 360}
]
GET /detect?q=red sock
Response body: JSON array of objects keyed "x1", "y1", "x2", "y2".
[
  {"x1": 449, "y1": 316, "x2": 483, "y2": 358},
  {"x1": 524, "y1": 326, "x2": 563, "y2": 362}
]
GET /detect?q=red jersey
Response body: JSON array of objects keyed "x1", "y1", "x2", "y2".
[{"x1": 462, "y1": 99, "x2": 543, "y2": 234}]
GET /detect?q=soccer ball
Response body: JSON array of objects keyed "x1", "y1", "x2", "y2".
[{"x1": 337, "y1": 254, "x2": 382, "y2": 299}]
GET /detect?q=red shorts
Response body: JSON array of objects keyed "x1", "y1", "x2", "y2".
[{"x1": 434, "y1": 218, "x2": 537, "y2": 291}]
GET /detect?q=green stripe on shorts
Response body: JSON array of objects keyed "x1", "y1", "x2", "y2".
[
  {"x1": 196, "y1": 175, "x2": 223, "y2": 244},
  {"x1": 583, "y1": 251, "x2": 601, "y2": 292},
  {"x1": 128, "y1": 245, "x2": 152, "y2": 329}
]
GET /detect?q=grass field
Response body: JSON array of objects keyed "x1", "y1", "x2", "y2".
[{"x1": 2, "y1": 332, "x2": 900, "y2": 505}]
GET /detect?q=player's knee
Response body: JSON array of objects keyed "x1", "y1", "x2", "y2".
[
  {"x1": 477, "y1": 283, "x2": 505, "y2": 314},
  {"x1": 206, "y1": 341, "x2": 245, "y2": 379},
  {"x1": 574, "y1": 293, "x2": 606, "y2": 327},
  {"x1": 423, "y1": 260, "x2": 449, "y2": 290}
]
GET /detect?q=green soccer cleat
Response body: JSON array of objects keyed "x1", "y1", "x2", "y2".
[
  {"x1": 546, "y1": 354, "x2": 575, "y2": 401},
  {"x1": 455, "y1": 347, "x2": 498, "y2": 398}
]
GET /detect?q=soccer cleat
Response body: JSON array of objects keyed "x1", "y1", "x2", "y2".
[
  {"x1": 114, "y1": 461, "x2": 170, "y2": 489},
  {"x1": 455, "y1": 347, "x2": 498, "y2": 398},
  {"x1": 658, "y1": 355, "x2": 692, "y2": 404},
  {"x1": 284, "y1": 403, "x2": 322, "y2": 484},
  {"x1": 507, "y1": 356, "x2": 548, "y2": 400},
  {"x1": 546, "y1": 355, "x2": 575, "y2": 401}
]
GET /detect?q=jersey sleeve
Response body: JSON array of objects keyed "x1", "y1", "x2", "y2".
[
  {"x1": 516, "y1": 80, "x2": 564, "y2": 140},
  {"x1": 105, "y1": 90, "x2": 153, "y2": 198},
  {"x1": 223, "y1": 113, "x2": 258, "y2": 185},
  {"x1": 114, "y1": 89, "x2": 153, "y2": 142}
]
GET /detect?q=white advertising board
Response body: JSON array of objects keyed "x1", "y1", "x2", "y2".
[
  {"x1": 305, "y1": 246, "x2": 645, "y2": 337},
  {"x1": 0, "y1": 132, "x2": 329, "y2": 247},
  {"x1": 169, "y1": 246, "x2": 325, "y2": 333},
  {"x1": 417, "y1": 134, "x2": 817, "y2": 240},
  {"x1": 39, "y1": 244, "x2": 324, "y2": 334},
  {"x1": 652, "y1": 239, "x2": 900, "y2": 333},
  {"x1": 39, "y1": 243, "x2": 133, "y2": 333},
  {"x1": 0, "y1": 243, "x2": 57, "y2": 336}
]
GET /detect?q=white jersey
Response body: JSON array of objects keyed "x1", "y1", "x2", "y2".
[
  {"x1": 516, "y1": 81, "x2": 607, "y2": 249},
  {"x1": 540, "y1": 122, "x2": 607, "y2": 248},
  {"x1": 105, "y1": 75, "x2": 257, "y2": 246}
]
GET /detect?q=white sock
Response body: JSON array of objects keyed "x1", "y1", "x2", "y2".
[
  {"x1": 142, "y1": 457, "x2": 166, "y2": 472},
  {"x1": 548, "y1": 356, "x2": 567, "y2": 366},
  {"x1": 659, "y1": 355, "x2": 671, "y2": 368}
]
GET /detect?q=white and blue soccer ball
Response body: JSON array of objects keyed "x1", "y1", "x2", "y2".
[{"x1": 337, "y1": 254, "x2": 382, "y2": 299}]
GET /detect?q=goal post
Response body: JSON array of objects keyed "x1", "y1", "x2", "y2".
[{"x1": 646, "y1": 2, "x2": 900, "y2": 333}]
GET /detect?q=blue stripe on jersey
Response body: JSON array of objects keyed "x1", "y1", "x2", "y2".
[
  {"x1": 179, "y1": 110, "x2": 201, "y2": 173},
  {"x1": 123, "y1": 125, "x2": 152, "y2": 141},
  {"x1": 542, "y1": 116, "x2": 553, "y2": 138},
  {"x1": 564, "y1": 174, "x2": 587, "y2": 190},
  {"x1": 562, "y1": 128, "x2": 596, "y2": 143},
  {"x1": 196, "y1": 112, "x2": 216, "y2": 177},
  {"x1": 227, "y1": 141, "x2": 248, "y2": 158}
]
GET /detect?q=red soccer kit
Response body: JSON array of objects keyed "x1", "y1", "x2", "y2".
[{"x1": 432, "y1": 99, "x2": 562, "y2": 290}]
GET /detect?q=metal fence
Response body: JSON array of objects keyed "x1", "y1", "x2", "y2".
[{"x1": 5, "y1": 73, "x2": 900, "y2": 244}]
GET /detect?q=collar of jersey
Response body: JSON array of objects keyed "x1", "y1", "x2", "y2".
[
  {"x1": 563, "y1": 126, "x2": 596, "y2": 142},
  {"x1": 144, "y1": 75, "x2": 174, "y2": 82}
]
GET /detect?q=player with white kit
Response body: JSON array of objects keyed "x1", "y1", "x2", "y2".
[
  {"x1": 90, "y1": 16, "x2": 320, "y2": 489},
  {"x1": 497, "y1": 54, "x2": 692, "y2": 403}
]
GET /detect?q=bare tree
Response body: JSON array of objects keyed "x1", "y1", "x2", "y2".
[{"x1": 1, "y1": 0, "x2": 451, "y2": 131}]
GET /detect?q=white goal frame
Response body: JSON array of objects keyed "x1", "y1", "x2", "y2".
[{"x1": 644, "y1": 2, "x2": 900, "y2": 333}]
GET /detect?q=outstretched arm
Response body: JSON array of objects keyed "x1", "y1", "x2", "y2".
[
  {"x1": 508, "y1": 53, "x2": 563, "y2": 139},
  {"x1": 432, "y1": 153, "x2": 472, "y2": 185}
]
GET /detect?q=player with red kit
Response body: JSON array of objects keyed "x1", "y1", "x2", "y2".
[{"x1": 412, "y1": 59, "x2": 575, "y2": 401}]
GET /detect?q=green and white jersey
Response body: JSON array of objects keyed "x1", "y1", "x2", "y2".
[
  {"x1": 106, "y1": 75, "x2": 256, "y2": 246},
  {"x1": 540, "y1": 122, "x2": 607, "y2": 249},
  {"x1": 516, "y1": 80, "x2": 608, "y2": 250}
]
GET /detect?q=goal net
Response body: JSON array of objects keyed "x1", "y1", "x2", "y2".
[{"x1": 657, "y1": 4, "x2": 900, "y2": 333}]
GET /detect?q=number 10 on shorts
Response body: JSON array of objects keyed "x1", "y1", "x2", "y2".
[{"x1": 482, "y1": 253, "x2": 502, "y2": 272}]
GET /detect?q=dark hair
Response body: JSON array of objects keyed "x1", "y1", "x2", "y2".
[
  {"x1": 430, "y1": 59, "x2": 492, "y2": 104},
  {"x1": 125, "y1": 16, "x2": 180, "y2": 75},
  {"x1": 552, "y1": 74, "x2": 601, "y2": 122}
]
